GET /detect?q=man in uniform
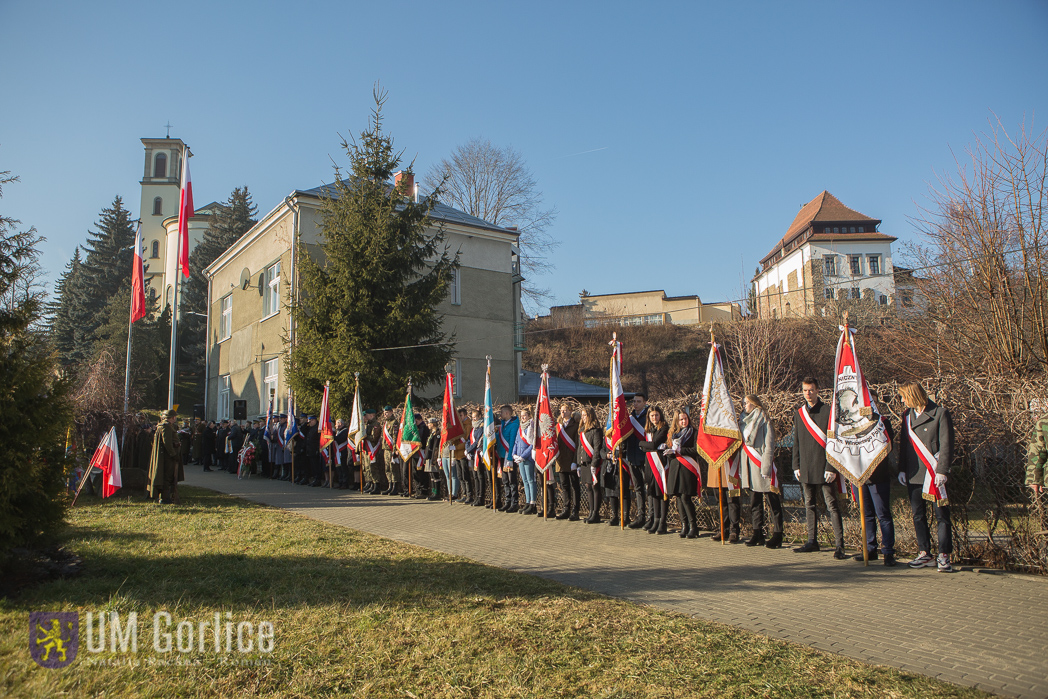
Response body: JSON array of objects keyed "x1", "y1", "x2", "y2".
[
  {"x1": 792, "y1": 377, "x2": 846, "y2": 559},
  {"x1": 624, "y1": 393, "x2": 649, "y2": 528},
  {"x1": 381, "y1": 406, "x2": 401, "y2": 495},
  {"x1": 555, "y1": 403, "x2": 581, "y2": 520},
  {"x1": 362, "y1": 409, "x2": 384, "y2": 493},
  {"x1": 148, "y1": 409, "x2": 184, "y2": 504},
  {"x1": 1027, "y1": 410, "x2": 1048, "y2": 536}
]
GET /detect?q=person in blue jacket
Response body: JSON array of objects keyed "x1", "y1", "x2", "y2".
[
  {"x1": 496, "y1": 405, "x2": 520, "y2": 512},
  {"x1": 511, "y1": 407, "x2": 538, "y2": 514}
]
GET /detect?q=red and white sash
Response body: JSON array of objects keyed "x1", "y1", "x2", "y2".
[
  {"x1": 581, "y1": 430, "x2": 601, "y2": 485},
  {"x1": 907, "y1": 413, "x2": 948, "y2": 505},
  {"x1": 383, "y1": 425, "x2": 396, "y2": 450},
  {"x1": 677, "y1": 455, "x2": 703, "y2": 495},
  {"x1": 557, "y1": 423, "x2": 576, "y2": 452},
  {"x1": 498, "y1": 428, "x2": 511, "y2": 455},
  {"x1": 519, "y1": 423, "x2": 532, "y2": 447},
  {"x1": 629, "y1": 414, "x2": 646, "y2": 440},
  {"x1": 741, "y1": 441, "x2": 779, "y2": 493},
  {"x1": 364, "y1": 440, "x2": 379, "y2": 461},
  {"x1": 798, "y1": 405, "x2": 827, "y2": 447},
  {"x1": 645, "y1": 433, "x2": 667, "y2": 495}
]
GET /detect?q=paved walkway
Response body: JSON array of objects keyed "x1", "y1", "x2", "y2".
[{"x1": 184, "y1": 470, "x2": 1048, "y2": 698}]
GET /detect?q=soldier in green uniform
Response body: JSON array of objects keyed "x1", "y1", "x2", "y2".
[
  {"x1": 148, "y1": 409, "x2": 184, "y2": 504},
  {"x1": 1028, "y1": 414, "x2": 1048, "y2": 494},
  {"x1": 381, "y1": 406, "x2": 401, "y2": 495}
]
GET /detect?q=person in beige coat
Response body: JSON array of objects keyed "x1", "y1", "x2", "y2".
[{"x1": 739, "y1": 395, "x2": 782, "y2": 548}]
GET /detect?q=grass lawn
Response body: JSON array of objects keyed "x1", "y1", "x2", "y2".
[{"x1": 0, "y1": 486, "x2": 987, "y2": 698}]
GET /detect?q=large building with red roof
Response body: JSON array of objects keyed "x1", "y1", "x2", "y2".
[{"x1": 752, "y1": 191, "x2": 899, "y2": 318}]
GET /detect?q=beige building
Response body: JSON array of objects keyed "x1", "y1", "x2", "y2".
[
  {"x1": 547, "y1": 290, "x2": 739, "y2": 327},
  {"x1": 202, "y1": 173, "x2": 523, "y2": 420},
  {"x1": 753, "y1": 191, "x2": 899, "y2": 318}
]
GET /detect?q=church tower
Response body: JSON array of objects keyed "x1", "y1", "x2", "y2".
[{"x1": 139, "y1": 137, "x2": 184, "y2": 302}]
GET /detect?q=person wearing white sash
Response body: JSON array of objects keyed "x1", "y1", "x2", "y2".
[
  {"x1": 898, "y1": 381, "x2": 955, "y2": 572},
  {"x1": 555, "y1": 403, "x2": 581, "y2": 521},
  {"x1": 664, "y1": 410, "x2": 701, "y2": 539},
  {"x1": 511, "y1": 407, "x2": 537, "y2": 515},
  {"x1": 739, "y1": 395, "x2": 782, "y2": 549},
  {"x1": 623, "y1": 393, "x2": 650, "y2": 529},
  {"x1": 576, "y1": 406, "x2": 607, "y2": 524},
  {"x1": 638, "y1": 406, "x2": 670, "y2": 535},
  {"x1": 792, "y1": 377, "x2": 846, "y2": 558}
]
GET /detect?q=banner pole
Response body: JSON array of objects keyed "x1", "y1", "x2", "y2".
[
  {"x1": 543, "y1": 468, "x2": 548, "y2": 520},
  {"x1": 619, "y1": 456, "x2": 625, "y2": 530}
]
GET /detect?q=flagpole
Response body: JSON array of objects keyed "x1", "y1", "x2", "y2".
[
  {"x1": 123, "y1": 220, "x2": 142, "y2": 454},
  {"x1": 167, "y1": 146, "x2": 189, "y2": 410}
]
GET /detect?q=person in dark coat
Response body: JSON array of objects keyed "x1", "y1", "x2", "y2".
[
  {"x1": 664, "y1": 410, "x2": 701, "y2": 538},
  {"x1": 623, "y1": 394, "x2": 650, "y2": 528},
  {"x1": 792, "y1": 377, "x2": 845, "y2": 558},
  {"x1": 148, "y1": 410, "x2": 184, "y2": 504},
  {"x1": 227, "y1": 421, "x2": 244, "y2": 474},
  {"x1": 464, "y1": 409, "x2": 487, "y2": 507},
  {"x1": 304, "y1": 416, "x2": 322, "y2": 486},
  {"x1": 575, "y1": 406, "x2": 607, "y2": 524},
  {"x1": 554, "y1": 403, "x2": 581, "y2": 520},
  {"x1": 201, "y1": 421, "x2": 216, "y2": 471},
  {"x1": 216, "y1": 420, "x2": 230, "y2": 471},
  {"x1": 898, "y1": 381, "x2": 956, "y2": 572},
  {"x1": 638, "y1": 406, "x2": 670, "y2": 534},
  {"x1": 850, "y1": 412, "x2": 898, "y2": 566}
]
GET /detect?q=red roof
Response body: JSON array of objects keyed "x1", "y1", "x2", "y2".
[{"x1": 760, "y1": 191, "x2": 882, "y2": 265}]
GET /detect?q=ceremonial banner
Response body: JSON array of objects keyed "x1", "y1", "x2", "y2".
[
  {"x1": 606, "y1": 335, "x2": 633, "y2": 452},
  {"x1": 695, "y1": 338, "x2": 742, "y2": 488},
  {"x1": 439, "y1": 371, "x2": 464, "y2": 453},
  {"x1": 177, "y1": 148, "x2": 193, "y2": 278},
  {"x1": 319, "y1": 382, "x2": 334, "y2": 450},
  {"x1": 396, "y1": 382, "x2": 422, "y2": 461},
  {"x1": 89, "y1": 427, "x2": 122, "y2": 498},
  {"x1": 263, "y1": 399, "x2": 273, "y2": 443},
  {"x1": 284, "y1": 390, "x2": 299, "y2": 444},
  {"x1": 532, "y1": 366, "x2": 559, "y2": 480},
  {"x1": 825, "y1": 323, "x2": 891, "y2": 486},
  {"x1": 348, "y1": 378, "x2": 365, "y2": 451},
  {"x1": 130, "y1": 222, "x2": 147, "y2": 323},
  {"x1": 482, "y1": 359, "x2": 496, "y2": 469}
]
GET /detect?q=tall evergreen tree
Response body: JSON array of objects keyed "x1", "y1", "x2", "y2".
[
  {"x1": 288, "y1": 89, "x2": 457, "y2": 414},
  {"x1": 92, "y1": 283, "x2": 171, "y2": 409},
  {"x1": 181, "y1": 186, "x2": 257, "y2": 404},
  {"x1": 49, "y1": 247, "x2": 94, "y2": 366},
  {"x1": 74, "y1": 197, "x2": 137, "y2": 355}
]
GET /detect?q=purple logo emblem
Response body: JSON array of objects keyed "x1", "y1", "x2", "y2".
[{"x1": 29, "y1": 612, "x2": 78, "y2": 668}]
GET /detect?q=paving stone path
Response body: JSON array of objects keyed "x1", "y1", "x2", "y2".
[{"x1": 185, "y1": 470, "x2": 1048, "y2": 698}]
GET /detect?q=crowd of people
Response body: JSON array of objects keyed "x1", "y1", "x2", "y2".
[{"x1": 178, "y1": 377, "x2": 963, "y2": 572}]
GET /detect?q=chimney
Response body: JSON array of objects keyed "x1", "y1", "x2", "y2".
[{"x1": 394, "y1": 171, "x2": 415, "y2": 200}]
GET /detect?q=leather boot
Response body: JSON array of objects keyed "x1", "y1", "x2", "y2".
[
  {"x1": 607, "y1": 497, "x2": 620, "y2": 526},
  {"x1": 643, "y1": 496, "x2": 656, "y2": 531},
  {"x1": 765, "y1": 532, "x2": 784, "y2": 549},
  {"x1": 628, "y1": 491, "x2": 646, "y2": 529}
]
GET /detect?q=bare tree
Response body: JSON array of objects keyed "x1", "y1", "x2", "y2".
[
  {"x1": 906, "y1": 115, "x2": 1048, "y2": 376},
  {"x1": 424, "y1": 138, "x2": 558, "y2": 310}
]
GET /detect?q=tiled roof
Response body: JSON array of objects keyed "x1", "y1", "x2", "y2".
[
  {"x1": 760, "y1": 191, "x2": 883, "y2": 265},
  {"x1": 518, "y1": 370, "x2": 623, "y2": 399},
  {"x1": 808, "y1": 232, "x2": 896, "y2": 243},
  {"x1": 298, "y1": 183, "x2": 518, "y2": 236}
]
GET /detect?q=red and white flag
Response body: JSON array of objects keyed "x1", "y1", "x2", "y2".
[
  {"x1": 89, "y1": 427, "x2": 122, "y2": 498},
  {"x1": 825, "y1": 323, "x2": 891, "y2": 487},
  {"x1": 130, "y1": 222, "x2": 147, "y2": 322},
  {"x1": 319, "y1": 381, "x2": 334, "y2": 450},
  {"x1": 695, "y1": 339, "x2": 742, "y2": 488},
  {"x1": 177, "y1": 148, "x2": 193, "y2": 278},
  {"x1": 439, "y1": 371, "x2": 464, "y2": 453},
  {"x1": 532, "y1": 365, "x2": 559, "y2": 480},
  {"x1": 605, "y1": 335, "x2": 633, "y2": 452}
]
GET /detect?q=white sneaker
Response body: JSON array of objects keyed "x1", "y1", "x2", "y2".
[
  {"x1": 937, "y1": 553, "x2": 954, "y2": 573},
  {"x1": 908, "y1": 552, "x2": 933, "y2": 568}
]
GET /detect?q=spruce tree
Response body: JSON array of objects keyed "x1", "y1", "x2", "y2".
[
  {"x1": 78, "y1": 197, "x2": 136, "y2": 351},
  {"x1": 180, "y1": 187, "x2": 257, "y2": 405},
  {"x1": 49, "y1": 248, "x2": 93, "y2": 366},
  {"x1": 288, "y1": 89, "x2": 457, "y2": 414}
]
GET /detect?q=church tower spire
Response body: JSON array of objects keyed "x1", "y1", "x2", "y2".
[{"x1": 139, "y1": 136, "x2": 184, "y2": 304}]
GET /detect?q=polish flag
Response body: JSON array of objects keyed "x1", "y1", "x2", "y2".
[
  {"x1": 439, "y1": 371, "x2": 464, "y2": 453},
  {"x1": 606, "y1": 335, "x2": 634, "y2": 452},
  {"x1": 319, "y1": 381, "x2": 334, "y2": 450},
  {"x1": 532, "y1": 366, "x2": 559, "y2": 479},
  {"x1": 177, "y1": 149, "x2": 193, "y2": 278},
  {"x1": 130, "y1": 222, "x2": 147, "y2": 323},
  {"x1": 89, "y1": 427, "x2": 122, "y2": 498}
]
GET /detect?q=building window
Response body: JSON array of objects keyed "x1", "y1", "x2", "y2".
[
  {"x1": 825, "y1": 288, "x2": 835, "y2": 300},
  {"x1": 263, "y1": 260, "x2": 280, "y2": 317},
  {"x1": 218, "y1": 375, "x2": 231, "y2": 420},
  {"x1": 879, "y1": 295, "x2": 888, "y2": 305},
  {"x1": 902, "y1": 290, "x2": 914, "y2": 308},
  {"x1": 849, "y1": 255, "x2": 862, "y2": 275},
  {"x1": 850, "y1": 287, "x2": 861, "y2": 299},
  {"x1": 452, "y1": 359, "x2": 461, "y2": 397},
  {"x1": 263, "y1": 359, "x2": 278, "y2": 405},
  {"x1": 823, "y1": 256, "x2": 837, "y2": 277},
  {"x1": 220, "y1": 294, "x2": 232, "y2": 340},
  {"x1": 449, "y1": 267, "x2": 461, "y2": 305},
  {"x1": 784, "y1": 302, "x2": 791, "y2": 316},
  {"x1": 858, "y1": 226, "x2": 864, "y2": 233},
  {"x1": 151, "y1": 240, "x2": 159, "y2": 258},
  {"x1": 153, "y1": 197, "x2": 163, "y2": 216},
  {"x1": 148, "y1": 287, "x2": 157, "y2": 303},
  {"x1": 833, "y1": 227, "x2": 840, "y2": 234},
  {"x1": 850, "y1": 227, "x2": 856, "y2": 234},
  {"x1": 154, "y1": 152, "x2": 167, "y2": 178},
  {"x1": 868, "y1": 255, "x2": 880, "y2": 275}
]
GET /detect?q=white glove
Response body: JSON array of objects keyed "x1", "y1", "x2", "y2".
[
  {"x1": 513, "y1": 454, "x2": 522, "y2": 463},
  {"x1": 793, "y1": 470, "x2": 801, "y2": 482},
  {"x1": 898, "y1": 472, "x2": 907, "y2": 485},
  {"x1": 658, "y1": 443, "x2": 667, "y2": 451},
  {"x1": 824, "y1": 471, "x2": 836, "y2": 483},
  {"x1": 571, "y1": 462, "x2": 579, "y2": 472},
  {"x1": 935, "y1": 473, "x2": 948, "y2": 488}
]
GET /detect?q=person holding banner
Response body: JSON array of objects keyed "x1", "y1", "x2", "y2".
[
  {"x1": 851, "y1": 413, "x2": 897, "y2": 565},
  {"x1": 450, "y1": 407, "x2": 472, "y2": 503},
  {"x1": 638, "y1": 406, "x2": 670, "y2": 535},
  {"x1": 792, "y1": 377, "x2": 846, "y2": 558},
  {"x1": 576, "y1": 406, "x2": 606, "y2": 524},
  {"x1": 512, "y1": 407, "x2": 537, "y2": 514},
  {"x1": 465, "y1": 409, "x2": 487, "y2": 507},
  {"x1": 555, "y1": 404, "x2": 581, "y2": 521},
  {"x1": 381, "y1": 406, "x2": 401, "y2": 495},
  {"x1": 624, "y1": 394, "x2": 650, "y2": 529},
  {"x1": 497, "y1": 406, "x2": 519, "y2": 511},
  {"x1": 664, "y1": 410, "x2": 701, "y2": 539},
  {"x1": 363, "y1": 409, "x2": 385, "y2": 494},
  {"x1": 740, "y1": 395, "x2": 782, "y2": 549},
  {"x1": 898, "y1": 381, "x2": 955, "y2": 573},
  {"x1": 148, "y1": 410, "x2": 184, "y2": 505}
]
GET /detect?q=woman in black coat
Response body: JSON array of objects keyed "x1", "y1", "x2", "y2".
[
  {"x1": 575, "y1": 406, "x2": 607, "y2": 524},
  {"x1": 664, "y1": 410, "x2": 701, "y2": 539},
  {"x1": 637, "y1": 406, "x2": 670, "y2": 534}
]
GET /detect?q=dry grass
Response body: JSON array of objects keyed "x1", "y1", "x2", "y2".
[{"x1": 0, "y1": 487, "x2": 987, "y2": 698}]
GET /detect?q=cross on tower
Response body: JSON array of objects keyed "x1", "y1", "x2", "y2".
[{"x1": 164, "y1": 121, "x2": 173, "y2": 138}]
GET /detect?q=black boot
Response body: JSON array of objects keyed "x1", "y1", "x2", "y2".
[
  {"x1": 607, "y1": 497, "x2": 620, "y2": 526},
  {"x1": 745, "y1": 532, "x2": 766, "y2": 547},
  {"x1": 765, "y1": 532, "x2": 783, "y2": 549},
  {"x1": 585, "y1": 491, "x2": 602, "y2": 523},
  {"x1": 643, "y1": 496, "x2": 656, "y2": 531},
  {"x1": 628, "y1": 491, "x2": 646, "y2": 529}
]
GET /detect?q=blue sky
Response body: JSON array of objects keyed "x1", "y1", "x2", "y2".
[{"x1": 2, "y1": 1, "x2": 1046, "y2": 312}]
